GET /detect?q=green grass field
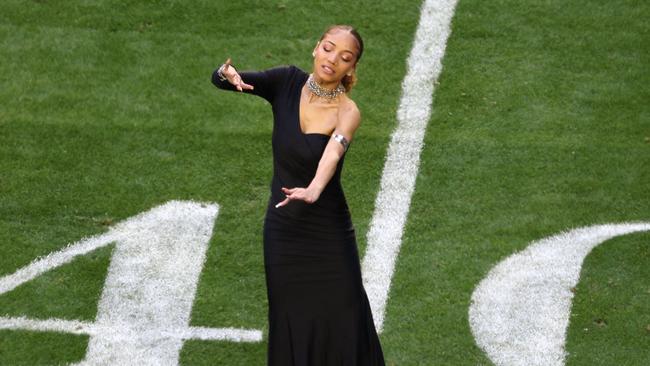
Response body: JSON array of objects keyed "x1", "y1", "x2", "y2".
[{"x1": 1, "y1": 0, "x2": 648, "y2": 365}]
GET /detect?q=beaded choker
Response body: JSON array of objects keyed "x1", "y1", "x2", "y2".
[{"x1": 307, "y1": 74, "x2": 346, "y2": 99}]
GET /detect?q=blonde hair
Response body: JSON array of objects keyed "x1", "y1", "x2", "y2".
[{"x1": 318, "y1": 25, "x2": 364, "y2": 92}]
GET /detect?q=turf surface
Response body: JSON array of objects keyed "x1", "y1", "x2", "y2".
[{"x1": 0, "y1": 0, "x2": 648, "y2": 364}]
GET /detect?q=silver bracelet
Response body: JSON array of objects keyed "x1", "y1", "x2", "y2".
[
  {"x1": 332, "y1": 133, "x2": 349, "y2": 152},
  {"x1": 218, "y1": 63, "x2": 237, "y2": 82},
  {"x1": 216, "y1": 64, "x2": 228, "y2": 81}
]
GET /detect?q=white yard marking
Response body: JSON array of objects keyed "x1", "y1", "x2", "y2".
[
  {"x1": 0, "y1": 201, "x2": 263, "y2": 366},
  {"x1": 469, "y1": 223, "x2": 650, "y2": 366},
  {"x1": 361, "y1": 0, "x2": 458, "y2": 332},
  {"x1": 0, "y1": 316, "x2": 261, "y2": 343},
  {"x1": 0, "y1": 233, "x2": 120, "y2": 295}
]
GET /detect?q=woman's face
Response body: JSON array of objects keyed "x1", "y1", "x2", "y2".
[{"x1": 312, "y1": 29, "x2": 359, "y2": 83}]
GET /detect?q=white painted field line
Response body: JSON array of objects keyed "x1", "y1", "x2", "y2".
[
  {"x1": 0, "y1": 233, "x2": 119, "y2": 295},
  {"x1": 0, "y1": 200, "x2": 264, "y2": 364},
  {"x1": 183, "y1": 325, "x2": 262, "y2": 342},
  {"x1": 0, "y1": 316, "x2": 262, "y2": 343},
  {"x1": 0, "y1": 316, "x2": 94, "y2": 336},
  {"x1": 361, "y1": 0, "x2": 458, "y2": 333},
  {"x1": 469, "y1": 223, "x2": 650, "y2": 366}
]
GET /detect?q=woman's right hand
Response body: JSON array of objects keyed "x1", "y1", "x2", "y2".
[{"x1": 222, "y1": 58, "x2": 254, "y2": 92}]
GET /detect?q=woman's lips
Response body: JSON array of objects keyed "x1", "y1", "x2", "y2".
[{"x1": 322, "y1": 65, "x2": 335, "y2": 74}]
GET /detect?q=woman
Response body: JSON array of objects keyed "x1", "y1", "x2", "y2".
[{"x1": 212, "y1": 25, "x2": 385, "y2": 365}]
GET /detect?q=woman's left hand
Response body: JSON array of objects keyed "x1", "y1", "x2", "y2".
[{"x1": 275, "y1": 187, "x2": 320, "y2": 208}]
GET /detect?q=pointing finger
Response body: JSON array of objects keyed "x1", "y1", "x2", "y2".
[{"x1": 275, "y1": 197, "x2": 290, "y2": 208}]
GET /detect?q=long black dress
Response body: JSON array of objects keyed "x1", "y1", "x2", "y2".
[{"x1": 212, "y1": 65, "x2": 385, "y2": 365}]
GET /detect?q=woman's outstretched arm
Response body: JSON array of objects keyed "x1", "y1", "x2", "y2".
[
  {"x1": 211, "y1": 58, "x2": 288, "y2": 103},
  {"x1": 275, "y1": 102, "x2": 361, "y2": 208}
]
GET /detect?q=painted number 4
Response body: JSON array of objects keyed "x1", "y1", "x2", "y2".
[{"x1": 0, "y1": 201, "x2": 261, "y2": 365}]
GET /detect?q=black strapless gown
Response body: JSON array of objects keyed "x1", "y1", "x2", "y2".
[{"x1": 212, "y1": 65, "x2": 385, "y2": 366}]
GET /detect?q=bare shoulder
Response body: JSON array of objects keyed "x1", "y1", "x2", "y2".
[{"x1": 337, "y1": 96, "x2": 361, "y2": 131}]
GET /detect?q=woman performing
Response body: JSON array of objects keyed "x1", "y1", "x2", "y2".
[{"x1": 211, "y1": 25, "x2": 385, "y2": 365}]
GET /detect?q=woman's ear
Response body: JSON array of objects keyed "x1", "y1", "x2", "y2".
[{"x1": 312, "y1": 42, "x2": 320, "y2": 57}]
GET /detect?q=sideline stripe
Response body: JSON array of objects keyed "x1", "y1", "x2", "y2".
[
  {"x1": 361, "y1": 0, "x2": 458, "y2": 333},
  {"x1": 469, "y1": 223, "x2": 650, "y2": 366}
]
